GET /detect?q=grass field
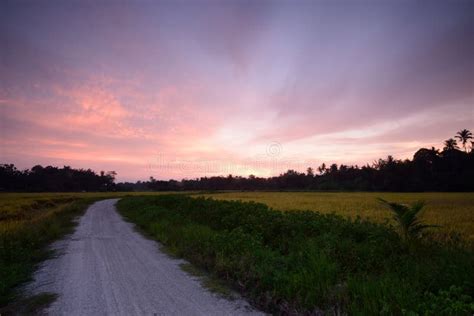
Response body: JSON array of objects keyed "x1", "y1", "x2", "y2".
[
  {"x1": 2, "y1": 191, "x2": 473, "y2": 311},
  {"x1": 118, "y1": 195, "x2": 474, "y2": 315},
  {"x1": 200, "y1": 192, "x2": 474, "y2": 245},
  {"x1": 0, "y1": 191, "x2": 190, "y2": 225}
]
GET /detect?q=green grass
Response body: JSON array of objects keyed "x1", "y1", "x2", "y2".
[
  {"x1": 200, "y1": 192, "x2": 474, "y2": 246},
  {"x1": 179, "y1": 263, "x2": 236, "y2": 299},
  {"x1": 0, "y1": 292, "x2": 59, "y2": 315},
  {"x1": 117, "y1": 195, "x2": 474, "y2": 315}
]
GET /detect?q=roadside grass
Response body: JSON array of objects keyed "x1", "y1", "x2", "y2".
[
  {"x1": 0, "y1": 196, "x2": 95, "y2": 307},
  {"x1": 179, "y1": 263, "x2": 236, "y2": 299},
  {"x1": 0, "y1": 292, "x2": 58, "y2": 315},
  {"x1": 200, "y1": 192, "x2": 474, "y2": 246},
  {"x1": 117, "y1": 195, "x2": 474, "y2": 315}
]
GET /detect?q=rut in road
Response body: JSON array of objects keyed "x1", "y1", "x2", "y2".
[{"x1": 27, "y1": 199, "x2": 262, "y2": 316}]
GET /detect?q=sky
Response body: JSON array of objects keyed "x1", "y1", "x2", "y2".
[{"x1": 1, "y1": 0, "x2": 473, "y2": 181}]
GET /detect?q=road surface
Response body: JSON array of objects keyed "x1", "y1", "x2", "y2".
[{"x1": 27, "y1": 199, "x2": 262, "y2": 315}]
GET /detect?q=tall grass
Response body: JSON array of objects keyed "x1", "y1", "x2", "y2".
[{"x1": 118, "y1": 195, "x2": 474, "y2": 315}]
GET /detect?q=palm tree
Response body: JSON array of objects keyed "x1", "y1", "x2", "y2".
[
  {"x1": 317, "y1": 163, "x2": 327, "y2": 175},
  {"x1": 378, "y1": 199, "x2": 438, "y2": 242},
  {"x1": 455, "y1": 129, "x2": 473, "y2": 152},
  {"x1": 443, "y1": 138, "x2": 459, "y2": 151}
]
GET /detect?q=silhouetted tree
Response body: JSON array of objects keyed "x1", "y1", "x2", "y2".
[
  {"x1": 2, "y1": 131, "x2": 473, "y2": 192},
  {"x1": 444, "y1": 138, "x2": 459, "y2": 151},
  {"x1": 0, "y1": 164, "x2": 116, "y2": 192},
  {"x1": 455, "y1": 129, "x2": 473, "y2": 152},
  {"x1": 317, "y1": 163, "x2": 327, "y2": 175}
]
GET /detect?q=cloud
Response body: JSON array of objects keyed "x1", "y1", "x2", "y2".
[
  {"x1": 251, "y1": 2, "x2": 474, "y2": 143},
  {"x1": 1, "y1": 0, "x2": 473, "y2": 181}
]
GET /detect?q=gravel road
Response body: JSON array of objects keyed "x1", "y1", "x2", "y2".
[{"x1": 27, "y1": 199, "x2": 262, "y2": 316}]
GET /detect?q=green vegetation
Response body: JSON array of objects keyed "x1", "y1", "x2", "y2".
[
  {"x1": 0, "y1": 196, "x2": 94, "y2": 306},
  {"x1": 0, "y1": 292, "x2": 59, "y2": 315},
  {"x1": 2, "y1": 191, "x2": 473, "y2": 313},
  {"x1": 378, "y1": 199, "x2": 438, "y2": 243},
  {"x1": 201, "y1": 192, "x2": 474, "y2": 246},
  {"x1": 118, "y1": 195, "x2": 474, "y2": 315},
  {"x1": 179, "y1": 263, "x2": 235, "y2": 299}
]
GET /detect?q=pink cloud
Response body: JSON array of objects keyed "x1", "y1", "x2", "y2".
[{"x1": 1, "y1": 1, "x2": 473, "y2": 181}]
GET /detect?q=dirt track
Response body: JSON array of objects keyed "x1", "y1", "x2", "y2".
[{"x1": 27, "y1": 199, "x2": 261, "y2": 315}]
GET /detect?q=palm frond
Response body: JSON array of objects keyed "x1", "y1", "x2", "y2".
[
  {"x1": 409, "y1": 224, "x2": 441, "y2": 236},
  {"x1": 378, "y1": 198, "x2": 438, "y2": 242}
]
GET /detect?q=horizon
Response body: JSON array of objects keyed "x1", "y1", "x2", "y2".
[
  {"x1": 1, "y1": 1, "x2": 473, "y2": 182},
  {"x1": 1, "y1": 137, "x2": 469, "y2": 183}
]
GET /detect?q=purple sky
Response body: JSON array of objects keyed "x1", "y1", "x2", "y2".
[{"x1": 1, "y1": 0, "x2": 473, "y2": 181}]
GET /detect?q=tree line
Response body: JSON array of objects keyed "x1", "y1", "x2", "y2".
[
  {"x1": 0, "y1": 164, "x2": 116, "y2": 192},
  {"x1": 1, "y1": 129, "x2": 473, "y2": 192},
  {"x1": 119, "y1": 129, "x2": 474, "y2": 192}
]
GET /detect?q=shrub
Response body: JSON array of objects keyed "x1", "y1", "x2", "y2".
[{"x1": 378, "y1": 199, "x2": 439, "y2": 242}]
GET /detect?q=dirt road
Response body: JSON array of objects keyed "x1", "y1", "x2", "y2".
[{"x1": 27, "y1": 199, "x2": 261, "y2": 315}]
